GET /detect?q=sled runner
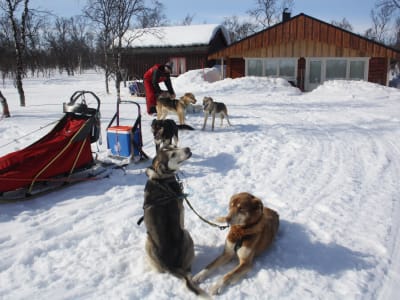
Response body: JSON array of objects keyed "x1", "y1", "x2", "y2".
[
  {"x1": 106, "y1": 99, "x2": 149, "y2": 164},
  {"x1": 0, "y1": 91, "x2": 110, "y2": 202}
]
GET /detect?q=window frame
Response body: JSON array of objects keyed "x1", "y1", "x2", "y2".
[{"x1": 245, "y1": 58, "x2": 298, "y2": 82}]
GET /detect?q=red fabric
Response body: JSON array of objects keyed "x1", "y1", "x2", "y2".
[
  {"x1": 143, "y1": 78, "x2": 157, "y2": 114},
  {"x1": 143, "y1": 64, "x2": 167, "y2": 114},
  {"x1": 0, "y1": 115, "x2": 94, "y2": 193}
]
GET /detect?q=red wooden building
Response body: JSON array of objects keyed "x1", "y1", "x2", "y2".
[
  {"x1": 208, "y1": 13, "x2": 400, "y2": 91},
  {"x1": 122, "y1": 24, "x2": 230, "y2": 79}
]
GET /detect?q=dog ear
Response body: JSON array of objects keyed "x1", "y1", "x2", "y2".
[
  {"x1": 252, "y1": 196, "x2": 264, "y2": 212},
  {"x1": 153, "y1": 158, "x2": 169, "y2": 175}
]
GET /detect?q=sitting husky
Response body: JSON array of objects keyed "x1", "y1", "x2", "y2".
[{"x1": 143, "y1": 145, "x2": 207, "y2": 296}]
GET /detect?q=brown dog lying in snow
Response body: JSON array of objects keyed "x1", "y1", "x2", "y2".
[{"x1": 193, "y1": 192, "x2": 279, "y2": 295}]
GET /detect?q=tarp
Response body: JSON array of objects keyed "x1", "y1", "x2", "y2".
[{"x1": 0, "y1": 114, "x2": 94, "y2": 193}]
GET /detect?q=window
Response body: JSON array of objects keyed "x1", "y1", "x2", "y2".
[
  {"x1": 306, "y1": 57, "x2": 368, "y2": 91},
  {"x1": 279, "y1": 59, "x2": 296, "y2": 77},
  {"x1": 350, "y1": 61, "x2": 365, "y2": 80},
  {"x1": 309, "y1": 60, "x2": 322, "y2": 83},
  {"x1": 326, "y1": 59, "x2": 347, "y2": 79},
  {"x1": 246, "y1": 58, "x2": 297, "y2": 80},
  {"x1": 248, "y1": 59, "x2": 263, "y2": 76},
  {"x1": 170, "y1": 57, "x2": 186, "y2": 75},
  {"x1": 265, "y1": 60, "x2": 278, "y2": 76}
]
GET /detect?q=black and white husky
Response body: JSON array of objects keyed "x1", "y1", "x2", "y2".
[
  {"x1": 151, "y1": 119, "x2": 178, "y2": 153},
  {"x1": 143, "y1": 145, "x2": 207, "y2": 296},
  {"x1": 151, "y1": 119, "x2": 195, "y2": 153}
]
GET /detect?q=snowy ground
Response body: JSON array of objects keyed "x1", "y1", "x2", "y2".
[{"x1": 0, "y1": 69, "x2": 400, "y2": 300}]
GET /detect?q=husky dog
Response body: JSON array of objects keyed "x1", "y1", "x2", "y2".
[
  {"x1": 202, "y1": 96, "x2": 231, "y2": 131},
  {"x1": 151, "y1": 119, "x2": 179, "y2": 153},
  {"x1": 143, "y1": 145, "x2": 207, "y2": 297},
  {"x1": 156, "y1": 92, "x2": 197, "y2": 129},
  {"x1": 193, "y1": 192, "x2": 279, "y2": 295}
]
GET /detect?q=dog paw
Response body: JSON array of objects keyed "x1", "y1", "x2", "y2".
[
  {"x1": 209, "y1": 280, "x2": 225, "y2": 295},
  {"x1": 215, "y1": 216, "x2": 227, "y2": 223},
  {"x1": 193, "y1": 270, "x2": 207, "y2": 283}
]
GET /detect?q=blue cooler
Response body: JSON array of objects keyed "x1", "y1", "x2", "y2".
[{"x1": 107, "y1": 126, "x2": 132, "y2": 157}]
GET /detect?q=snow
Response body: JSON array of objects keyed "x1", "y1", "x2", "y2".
[
  {"x1": 1, "y1": 68, "x2": 400, "y2": 299},
  {"x1": 123, "y1": 24, "x2": 231, "y2": 47}
]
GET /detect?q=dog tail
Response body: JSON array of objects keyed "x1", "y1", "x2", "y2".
[
  {"x1": 171, "y1": 268, "x2": 209, "y2": 297},
  {"x1": 177, "y1": 124, "x2": 195, "y2": 130}
]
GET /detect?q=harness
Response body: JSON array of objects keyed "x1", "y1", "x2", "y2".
[
  {"x1": 143, "y1": 176, "x2": 183, "y2": 210},
  {"x1": 232, "y1": 215, "x2": 263, "y2": 252},
  {"x1": 138, "y1": 173, "x2": 228, "y2": 230},
  {"x1": 137, "y1": 174, "x2": 183, "y2": 226}
]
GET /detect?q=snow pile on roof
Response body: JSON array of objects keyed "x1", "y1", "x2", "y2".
[{"x1": 123, "y1": 24, "x2": 230, "y2": 48}]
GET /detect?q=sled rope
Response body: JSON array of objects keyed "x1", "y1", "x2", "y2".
[
  {"x1": 0, "y1": 120, "x2": 59, "y2": 149},
  {"x1": 176, "y1": 174, "x2": 229, "y2": 230},
  {"x1": 183, "y1": 194, "x2": 229, "y2": 230},
  {"x1": 28, "y1": 118, "x2": 92, "y2": 193},
  {"x1": 69, "y1": 138, "x2": 88, "y2": 176},
  {"x1": 0, "y1": 174, "x2": 106, "y2": 183}
]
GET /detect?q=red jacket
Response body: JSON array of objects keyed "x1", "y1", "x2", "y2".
[{"x1": 143, "y1": 64, "x2": 174, "y2": 95}]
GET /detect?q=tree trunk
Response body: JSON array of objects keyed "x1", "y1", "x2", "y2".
[
  {"x1": 15, "y1": 61, "x2": 26, "y2": 107},
  {"x1": 0, "y1": 91, "x2": 11, "y2": 118},
  {"x1": 7, "y1": 0, "x2": 28, "y2": 107},
  {"x1": 105, "y1": 69, "x2": 110, "y2": 94},
  {"x1": 104, "y1": 48, "x2": 110, "y2": 94},
  {"x1": 114, "y1": 52, "x2": 122, "y2": 101}
]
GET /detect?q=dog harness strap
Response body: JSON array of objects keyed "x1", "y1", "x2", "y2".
[
  {"x1": 139, "y1": 179, "x2": 183, "y2": 226},
  {"x1": 143, "y1": 179, "x2": 183, "y2": 209}
]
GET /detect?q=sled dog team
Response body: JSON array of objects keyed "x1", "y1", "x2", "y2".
[{"x1": 142, "y1": 92, "x2": 279, "y2": 297}]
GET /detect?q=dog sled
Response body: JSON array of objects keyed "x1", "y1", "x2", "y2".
[
  {"x1": 128, "y1": 79, "x2": 145, "y2": 97},
  {"x1": 106, "y1": 99, "x2": 149, "y2": 164},
  {"x1": 0, "y1": 91, "x2": 110, "y2": 202}
]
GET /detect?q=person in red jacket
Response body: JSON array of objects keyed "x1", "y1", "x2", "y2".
[{"x1": 143, "y1": 62, "x2": 176, "y2": 115}]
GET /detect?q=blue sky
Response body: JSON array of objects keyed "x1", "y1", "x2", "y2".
[{"x1": 30, "y1": 0, "x2": 376, "y2": 34}]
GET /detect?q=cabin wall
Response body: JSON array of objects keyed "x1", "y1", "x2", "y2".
[{"x1": 368, "y1": 57, "x2": 388, "y2": 85}]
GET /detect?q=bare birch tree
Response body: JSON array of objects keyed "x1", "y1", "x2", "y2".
[
  {"x1": 365, "y1": 3, "x2": 394, "y2": 42},
  {"x1": 331, "y1": 18, "x2": 354, "y2": 32},
  {"x1": 247, "y1": 0, "x2": 294, "y2": 29},
  {"x1": 84, "y1": 0, "x2": 115, "y2": 94},
  {"x1": 110, "y1": 0, "x2": 146, "y2": 100},
  {"x1": 376, "y1": 0, "x2": 400, "y2": 10},
  {"x1": 0, "y1": 0, "x2": 29, "y2": 106},
  {"x1": 223, "y1": 16, "x2": 257, "y2": 42},
  {"x1": 137, "y1": 0, "x2": 167, "y2": 28},
  {"x1": 84, "y1": 0, "x2": 157, "y2": 98}
]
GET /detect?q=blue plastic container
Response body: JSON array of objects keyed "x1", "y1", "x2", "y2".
[{"x1": 107, "y1": 126, "x2": 132, "y2": 157}]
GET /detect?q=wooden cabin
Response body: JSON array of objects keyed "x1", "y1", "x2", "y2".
[
  {"x1": 208, "y1": 13, "x2": 400, "y2": 91},
  {"x1": 122, "y1": 24, "x2": 230, "y2": 79}
]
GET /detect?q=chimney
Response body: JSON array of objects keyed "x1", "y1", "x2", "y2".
[{"x1": 282, "y1": 8, "x2": 291, "y2": 22}]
